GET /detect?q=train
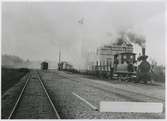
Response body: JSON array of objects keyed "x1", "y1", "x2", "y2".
[{"x1": 58, "y1": 48, "x2": 151, "y2": 84}]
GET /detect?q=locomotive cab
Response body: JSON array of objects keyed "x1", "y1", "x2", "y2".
[{"x1": 114, "y1": 53, "x2": 137, "y2": 78}]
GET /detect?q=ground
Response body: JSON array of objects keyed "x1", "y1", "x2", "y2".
[
  {"x1": 39, "y1": 70, "x2": 165, "y2": 119},
  {"x1": 2, "y1": 69, "x2": 165, "y2": 119}
]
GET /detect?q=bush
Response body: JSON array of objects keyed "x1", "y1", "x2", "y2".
[
  {"x1": 2, "y1": 67, "x2": 29, "y2": 94},
  {"x1": 151, "y1": 65, "x2": 165, "y2": 82}
]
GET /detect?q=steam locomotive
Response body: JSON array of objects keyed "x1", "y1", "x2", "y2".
[
  {"x1": 85, "y1": 47, "x2": 151, "y2": 83},
  {"x1": 109, "y1": 48, "x2": 151, "y2": 83}
]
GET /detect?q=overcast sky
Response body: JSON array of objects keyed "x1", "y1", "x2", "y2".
[{"x1": 2, "y1": 2, "x2": 165, "y2": 68}]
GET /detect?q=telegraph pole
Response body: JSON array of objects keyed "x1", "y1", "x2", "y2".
[
  {"x1": 59, "y1": 50, "x2": 61, "y2": 64},
  {"x1": 58, "y1": 50, "x2": 61, "y2": 70}
]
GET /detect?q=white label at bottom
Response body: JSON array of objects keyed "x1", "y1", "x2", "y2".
[{"x1": 100, "y1": 102, "x2": 163, "y2": 113}]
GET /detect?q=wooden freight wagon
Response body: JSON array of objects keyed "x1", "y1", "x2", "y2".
[{"x1": 41, "y1": 61, "x2": 48, "y2": 70}]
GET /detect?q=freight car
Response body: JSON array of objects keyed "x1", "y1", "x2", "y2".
[
  {"x1": 41, "y1": 61, "x2": 48, "y2": 70},
  {"x1": 58, "y1": 61, "x2": 73, "y2": 71},
  {"x1": 58, "y1": 61, "x2": 77, "y2": 72}
]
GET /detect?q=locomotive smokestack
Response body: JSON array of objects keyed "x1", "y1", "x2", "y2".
[
  {"x1": 137, "y1": 47, "x2": 148, "y2": 61},
  {"x1": 142, "y1": 48, "x2": 145, "y2": 56}
]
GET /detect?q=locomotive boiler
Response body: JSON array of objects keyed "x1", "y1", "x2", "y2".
[{"x1": 136, "y1": 48, "x2": 151, "y2": 83}]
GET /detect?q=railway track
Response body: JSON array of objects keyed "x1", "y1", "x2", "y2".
[{"x1": 8, "y1": 71, "x2": 60, "y2": 119}]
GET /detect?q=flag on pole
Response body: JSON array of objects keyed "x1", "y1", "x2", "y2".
[{"x1": 78, "y1": 18, "x2": 84, "y2": 24}]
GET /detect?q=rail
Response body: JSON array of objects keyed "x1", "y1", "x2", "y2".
[{"x1": 8, "y1": 73, "x2": 31, "y2": 119}]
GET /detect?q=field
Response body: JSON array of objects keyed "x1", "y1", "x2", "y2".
[{"x1": 2, "y1": 67, "x2": 29, "y2": 95}]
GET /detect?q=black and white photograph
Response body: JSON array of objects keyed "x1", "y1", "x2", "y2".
[{"x1": 1, "y1": 0, "x2": 166, "y2": 119}]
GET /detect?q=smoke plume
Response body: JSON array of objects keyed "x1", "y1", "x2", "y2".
[
  {"x1": 126, "y1": 32, "x2": 146, "y2": 47},
  {"x1": 116, "y1": 30, "x2": 146, "y2": 47}
]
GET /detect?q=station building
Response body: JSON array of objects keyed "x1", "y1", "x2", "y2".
[{"x1": 87, "y1": 36, "x2": 134, "y2": 71}]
